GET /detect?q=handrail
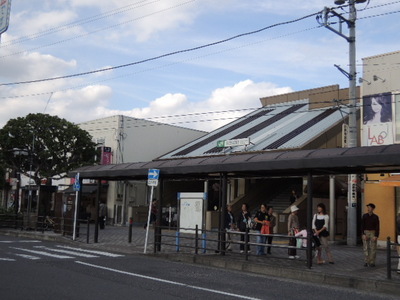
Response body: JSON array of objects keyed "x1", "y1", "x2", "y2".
[
  {"x1": 386, "y1": 236, "x2": 400, "y2": 279},
  {"x1": 154, "y1": 225, "x2": 313, "y2": 266}
]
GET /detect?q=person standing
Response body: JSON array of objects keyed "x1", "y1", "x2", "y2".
[
  {"x1": 266, "y1": 206, "x2": 276, "y2": 254},
  {"x1": 254, "y1": 204, "x2": 268, "y2": 256},
  {"x1": 237, "y1": 203, "x2": 251, "y2": 253},
  {"x1": 312, "y1": 203, "x2": 334, "y2": 264},
  {"x1": 288, "y1": 205, "x2": 300, "y2": 259},
  {"x1": 361, "y1": 203, "x2": 380, "y2": 267},
  {"x1": 99, "y1": 202, "x2": 107, "y2": 230},
  {"x1": 396, "y1": 208, "x2": 400, "y2": 274},
  {"x1": 289, "y1": 190, "x2": 298, "y2": 205},
  {"x1": 144, "y1": 200, "x2": 157, "y2": 229},
  {"x1": 225, "y1": 204, "x2": 236, "y2": 251}
]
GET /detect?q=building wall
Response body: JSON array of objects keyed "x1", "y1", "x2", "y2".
[
  {"x1": 364, "y1": 182, "x2": 396, "y2": 242},
  {"x1": 361, "y1": 50, "x2": 400, "y2": 242},
  {"x1": 78, "y1": 115, "x2": 207, "y2": 224}
]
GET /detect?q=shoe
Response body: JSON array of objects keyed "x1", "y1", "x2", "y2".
[
  {"x1": 240, "y1": 250, "x2": 244, "y2": 254},
  {"x1": 294, "y1": 255, "x2": 300, "y2": 259},
  {"x1": 369, "y1": 263, "x2": 375, "y2": 267},
  {"x1": 329, "y1": 262, "x2": 335, "y2": 264},
  {"x1": 317, "y1": 260, "x2": 325, "y2": 265},
  {"x1": 267, "y1": 252, "x2": 271, "y2": 255},
  {"x1": 247, "y1": 250, "x2": 251, "y2": 254},
  {"x1": 364, "y1": 263, "x2": 368, "y2": 267},
  {"x1": 289, "y1": 256, "x2": 295, "y2": 259}
]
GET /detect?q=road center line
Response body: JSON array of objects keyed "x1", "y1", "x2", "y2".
[{"x1": 75, "y1": 261, "x2": 261, "y2": 300}]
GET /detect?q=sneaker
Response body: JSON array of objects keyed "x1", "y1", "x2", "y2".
[
  {"x1": 289, "y1": 256, "x2": 295, "y2": 259},
  {"x1": 294, "y1": 255, "x2": 300, "y2": 259},
  {"x1": 247, "y1": 250, "x2": 251, "y2": 254},
  {"x1": 240, "y1": 250, "x2": 244, "y2": 254}
]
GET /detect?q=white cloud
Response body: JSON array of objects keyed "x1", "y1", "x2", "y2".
[{"x1": 109, "y1": 80, "x2": 293, "y2": 131}]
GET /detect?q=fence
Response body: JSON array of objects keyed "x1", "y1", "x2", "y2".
[
  {"x1": 0, "y1": 214, "x2": 92, "y2": 243},
  {"x1": 386, "y1": 237, "x2": 400, "y2": 279},
  {"x1": 154, "y1": 225, "x2": 315, "y2": 267}
]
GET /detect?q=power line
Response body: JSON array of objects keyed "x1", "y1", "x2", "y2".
[
  {"x1": 0, "y1": 0, "x2": 196, "y2": 60},
  {"x1": 0, "y1": 24, "x2": 323, "y2": 100},
  {"x1": 0, "y1": 0, "x2": 158, "y2": 48},
  {"x1": 0, "y1": 11, "x2": 321, "y2": 87}
]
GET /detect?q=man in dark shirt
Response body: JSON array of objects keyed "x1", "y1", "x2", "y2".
[{"x1": 361, "y1": 203, "x2": 380, "y2": 267}]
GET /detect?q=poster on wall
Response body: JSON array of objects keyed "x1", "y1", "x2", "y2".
[{"x1": 362, "y1": 93, "x2": 394, "y2": 146}]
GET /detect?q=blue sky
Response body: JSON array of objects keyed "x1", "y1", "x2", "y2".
[{"x1": 0, "y1": 0, "x2": 400, "y2": 131}]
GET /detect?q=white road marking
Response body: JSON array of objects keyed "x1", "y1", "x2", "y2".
[
  {"x1": 33, "y1": 246, "x2": 98, "y2": 258},
  {"x1": 0, "y1": 240, "x2": 41, "y2": 243},
  {"x1": 14, "y1": 253, "x2": 41, "y2": 260},
  {"x1": 0, "y1": 258, "x2": 16, "y2": 261},
  {"x1": 10, "y1": 247, "x2": 73, "y2": 259},
  {"x1": 56, "y1": 245, "x2": 123, "y2": 257},
  {"x1": 75, "y1": 261, "x2": 262, "y2": 300}
]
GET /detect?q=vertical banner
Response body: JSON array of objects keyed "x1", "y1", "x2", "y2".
[
  {"x1": 101, "y1": 146, "x2": 112, "y2": 165},
  {"x1": 395, "y1": 94, "x2": 400, "y2": 142}
]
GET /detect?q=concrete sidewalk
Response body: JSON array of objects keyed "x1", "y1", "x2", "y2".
[{"x1": 1, "y1": 225, "x2": 400, "y2": 296}]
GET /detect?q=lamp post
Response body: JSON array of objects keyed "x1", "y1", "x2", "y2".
[{"x1": 321, "y1": 0, "x2": 366, "y2": 246}]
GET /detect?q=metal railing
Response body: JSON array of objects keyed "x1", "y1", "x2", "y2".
[
  {"x1": 386, "y1": 237, "x2": 400, "y2": 279},
  {"x1": 154, "y1": 226, "x2": 314, "y2": 267}
]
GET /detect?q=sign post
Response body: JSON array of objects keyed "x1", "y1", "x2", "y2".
[
  {"x1": 0, "y1": 0, "x2": 12, "y2": 42},
  {"x1": 144, "y1": 169, "x2": 159, "y2": 253},
  {"x1": 72, "y1": 173, "x2": 80, "y2": 241}
]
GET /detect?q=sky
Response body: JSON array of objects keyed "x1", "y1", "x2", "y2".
[{"x1": 0, "y1": 0, "x2": 400, "y2": 132}]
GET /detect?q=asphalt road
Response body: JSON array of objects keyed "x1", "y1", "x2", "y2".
[{"x1": 0, "y1": 235, "x2": 397, "y2": 300}]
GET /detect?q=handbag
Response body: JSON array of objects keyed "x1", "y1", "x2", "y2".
[
  {"x1": 261, "y1": 221, "x2": 270, "y2": 234},
  {"x1": 320, "y1": 230, "x2": 329, "y2": 237}
]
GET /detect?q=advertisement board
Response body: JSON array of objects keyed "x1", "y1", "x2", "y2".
[{"x1": 362, "y1": 92, "x2": 394, "y2": 146}]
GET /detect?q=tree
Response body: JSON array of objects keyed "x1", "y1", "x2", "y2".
[{"x1": 0, "y1": 113, "x2": 97, "y2": 185}]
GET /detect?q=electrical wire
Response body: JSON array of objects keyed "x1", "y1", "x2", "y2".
[
  {"x1": 0, "y1": 11, "x2": 321, "y2": 87},
  {"x1": 0, "y1": 24, "x2": 323, "y2": 100},
  {"x1": 0, "y1": 0, "x2": 160, "y2": 48},
  {"x1": 0, "y1": 0, "x2": 196, "y2": 60}
]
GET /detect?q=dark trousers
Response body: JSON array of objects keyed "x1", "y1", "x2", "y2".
[
  {"x1": 267, "y1": 236, "x2": 273, "y2": 253},
  {"x1": 99, "y1": 216, "x2": 105, "y2": 229},
  {"x1": 240, "y1": 230, "x2": 250, "y2": 251},
  {"x1": 288, "y1": 237, "x2": 297, "y2": 256}
]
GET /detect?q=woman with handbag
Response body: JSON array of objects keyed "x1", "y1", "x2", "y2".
[
  {"x1": 312, "y1": 203, "x2": 334, "y2": 265},
  {"x1": 237, "y1": 203, "x2": 251, "y2": 253}
]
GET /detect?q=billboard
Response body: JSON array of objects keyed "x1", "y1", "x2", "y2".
[
  {"x1": 0, "y1": 0, "x2": 12, "y2": 35},
  {"x1": 362, "y1": 93, "x2": 394, "y2": 146}
]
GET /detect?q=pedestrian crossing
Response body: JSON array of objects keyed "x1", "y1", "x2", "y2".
[{"x1": 0, "y1": 241, "x2": 124, "y2": 261}]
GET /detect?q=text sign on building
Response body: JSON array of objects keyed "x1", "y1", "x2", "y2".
[
  {"x1": 0, "y1": 0, "x2": 12, "y2": 35},
  {"x1": 217, "y1": 138, "x2": 250, "y2": 148},
  {"x1": 147, "y1": 169, "x2": 160, "y2": 186}
]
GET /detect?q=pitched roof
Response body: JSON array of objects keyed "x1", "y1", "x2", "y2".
[{"x1": 159, "y1": 100, "x2": 348, "y2": 159}]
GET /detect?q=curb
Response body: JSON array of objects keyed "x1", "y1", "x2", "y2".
[
  {"x1": 153, "y1": 253, "x2": 400, "y2": 297},
  {"x1": 2, "y1": 229, "x2": 399, "y2": 296}
]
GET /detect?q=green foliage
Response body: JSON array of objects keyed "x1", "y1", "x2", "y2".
[{"x1": 0, "y1": 113, "x2": 97, "y2": 184}]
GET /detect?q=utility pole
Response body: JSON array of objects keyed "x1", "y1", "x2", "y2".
[{"x1": 321, "y1": 0, "x2": 365, "y2": 246}]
